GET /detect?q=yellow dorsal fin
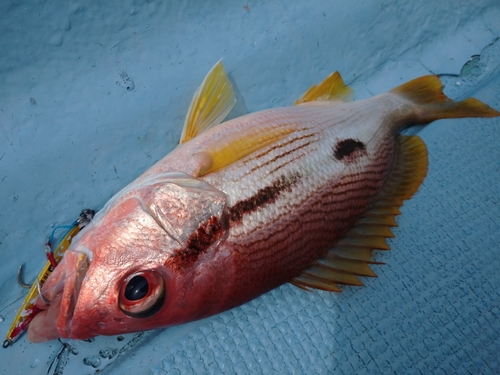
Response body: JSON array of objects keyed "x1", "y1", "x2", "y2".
[
  {"x1": 290, "y1": 134, "x2": 428, "y2": 292},
  {"x1": 194, "y1": 124, "x2": 295, "y2": 176},
  {"x1": 294, "y1": 71, "x2": 354, "y2": 105},
  {"x1": 180, "y1": 61, "x2": 236, "y2": 144}
]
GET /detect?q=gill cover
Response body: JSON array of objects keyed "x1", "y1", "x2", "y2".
[
  {"x1": 142, "y1": 172, "x2": 229, "y2": 249},
  {"x1": 117, "y1": 172, "x2": 229, "y2": 317}
]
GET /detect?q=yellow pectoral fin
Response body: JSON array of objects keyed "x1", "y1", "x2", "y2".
[
  {"x1": 291, "y1": 135, "x2": 428, "y2": 292},
  {"x1": 294, "y1": 71, "x2": 354, "y2": 105},
  {"x1": 196, "y1": 125, "x2": 295, "y2": 176},
  {"x1": 180, "y1": 61, "x2": 236, "y2": 144}
]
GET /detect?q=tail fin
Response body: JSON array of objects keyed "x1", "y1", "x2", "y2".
[{"x1": 391, "y1": 75, "x2": 500, "y2": 123}]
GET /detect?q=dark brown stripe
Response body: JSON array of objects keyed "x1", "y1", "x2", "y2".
[
  {"x1": 241, "y1": 130, "x2": 315, "y2": 165},
  {"x1": 240, "y1": 132, "x2": 317, "y2": 177},
  {"x1": 247, "y1": 140, "x2": 314, "y2": 176},
  {"x1": 233, "y1": 157, "x2": 389, "y2": 240},
  {"x1": 231, "y1": 138, "x2": 394, "y2": 251},
  {"x1": 268, "y1": 148, "x2": 317, "y2": 175},
  {"x1": 172, "y1": 215, "x2": 225, "y2": 269},
  {"x1": 229, "y1": 172, "x2": 302, "y2": 224}
]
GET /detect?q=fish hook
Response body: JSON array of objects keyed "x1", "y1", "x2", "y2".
[
  {"x1": 17, "y1": 263, "x2": 32, "y2": 289},
  {"x1": 36, "y1": 279, "x2": 50, "y2": 306}
]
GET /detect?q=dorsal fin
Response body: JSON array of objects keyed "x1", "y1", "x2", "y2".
[
  {"x1": 294, "y1": 71, "x2": 354, "y2": 105},
  {"x1": 290, "y1": 135, "x2": 428, "y2": 292},
  {"x1": 180, "y1": 61, "x2": 236, "y2": 144}
]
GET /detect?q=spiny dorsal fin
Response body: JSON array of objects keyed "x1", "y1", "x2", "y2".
[
  {"x1": 290, "y1": 135, "x2": 428, "y2": 292},
  {"x1": 294, "y1": 71, "x2": 354, "y2": 105},
  {"x1": 180, "y1": 61, "x2": 236, "y2": 144}
]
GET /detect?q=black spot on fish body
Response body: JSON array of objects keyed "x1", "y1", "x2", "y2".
[{"x1": 334, "y1": 138, "x2": 366, "y2": 162}]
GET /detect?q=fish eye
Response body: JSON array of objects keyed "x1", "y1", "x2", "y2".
[
  {"x1": 119, "y1": 271, "x2": 165, "y2": 318},
  {"x1": 124, "y1": 275, "x2": 149, "y2": 300}
]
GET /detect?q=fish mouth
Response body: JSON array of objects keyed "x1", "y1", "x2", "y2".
[
  {"x1": 56, "y1": 251, "x2": 90, "y2": 338},
  {"x1": 28, "y1": 250, "x2": 89, "y2": 343}
]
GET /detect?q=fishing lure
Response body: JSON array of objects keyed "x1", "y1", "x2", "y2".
[{"x1": 2, "y1": 209, "x2": 94, "y2": 348}]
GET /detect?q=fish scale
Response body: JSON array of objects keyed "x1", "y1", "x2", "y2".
[
  {"x1": 221, "y1": 158, "x2": 394, "y2": 304},
  {"x1": 212, "y1": 110, "x2": 394, "y2": 243},
  {"x1": 26, "y1": 62, "x2": 499, "y2": 342}
]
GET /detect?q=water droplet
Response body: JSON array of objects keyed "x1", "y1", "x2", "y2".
[
  {"x1": 460, "y1": 55, "x2": 483, "y2": 77},
  {"x1": 69, "y1": 345, "x2": 79, "y2": 355},
  {"x1": 116, "y1": 69, "x2": 135, "y2": 91},
  {"x1": 99, "y1": 347, "x2": 118, "y2": 359},
  {"x1": 30, "y1": 359, "x2": 40, "y2": 368},
  {"x1": 83, "y1": 355, "x2": 101, "y2": 368},
  {"x1": 48, "y1": 33, "x2": 64, "y2": 47}
]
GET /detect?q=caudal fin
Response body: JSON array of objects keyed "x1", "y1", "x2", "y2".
[{"x1": 391, "y1": 75, "x2": 500, "y2": 123}]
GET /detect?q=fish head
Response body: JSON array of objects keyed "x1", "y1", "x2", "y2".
[{"x1": 28, "y1": 172, "x2": 229, "y2": 341}]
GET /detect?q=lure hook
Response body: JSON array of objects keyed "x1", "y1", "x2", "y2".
[
  {"x1": 17, "y1": 263, "x2": 32, "y2": 289},
  {"x1": 77, "y1": 208, "x2": 95, "y2": 228},
  {"x1": 36, "y1": 279, "x2": 50, "y2": 306}
]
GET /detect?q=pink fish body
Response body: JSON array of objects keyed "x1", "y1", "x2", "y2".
[{"x1": 28, "y1": 62, "x2": 499, "y2": 342}]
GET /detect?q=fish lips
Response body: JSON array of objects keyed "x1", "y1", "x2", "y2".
[
  {"x1": 39, "y1": 250, "x2": 89, "y2": 339},
  {"x1": 28, "y1": 249, "x2": 89, "y2": 342},
  {"x1": 54, "y1": 250, "x2": 90, "y2": 339}
]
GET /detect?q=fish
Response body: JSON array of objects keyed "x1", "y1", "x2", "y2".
[{"x1": 27, "y1": 61, "x2": 500, "y2": 342}]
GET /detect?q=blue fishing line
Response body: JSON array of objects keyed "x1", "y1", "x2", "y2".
[{"x1": 48, "y1": 221, "x2": 78, "y2": 247}]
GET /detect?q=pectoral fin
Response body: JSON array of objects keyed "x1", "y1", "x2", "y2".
[
  {"x1": 180, "y1": 61, "x2": 236, "y2": 144},
  {"x1": 196, "y1": 125, "x2": 295, "y2": 176},
  {"x1": 291, "y1": 135, "x2": 428, "y2": 292},
  {"x1": 294, "y1": 71, "x2": 354, "y2": 105}
]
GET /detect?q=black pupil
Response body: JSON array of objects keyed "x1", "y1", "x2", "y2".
[{"x1": 124, "y1": 275, "x2": 149, "y2": 301}]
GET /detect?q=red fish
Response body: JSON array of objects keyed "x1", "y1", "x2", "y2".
[{"x1": 28, "y1": 62, "x2": 499, "y2": 342}]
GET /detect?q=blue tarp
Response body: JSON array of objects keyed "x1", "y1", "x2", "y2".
[{"x1": 1, "y1": 1, "x2": 499, "y2": 374}]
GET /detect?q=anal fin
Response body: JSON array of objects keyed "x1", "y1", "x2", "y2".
[{"x1": 290, "y1": 135, "x2": 428, "y2": 292}]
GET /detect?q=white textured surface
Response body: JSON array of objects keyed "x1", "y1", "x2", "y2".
[{"x1": 0, "y1": 1, "x2": 499, "y2": 374}]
